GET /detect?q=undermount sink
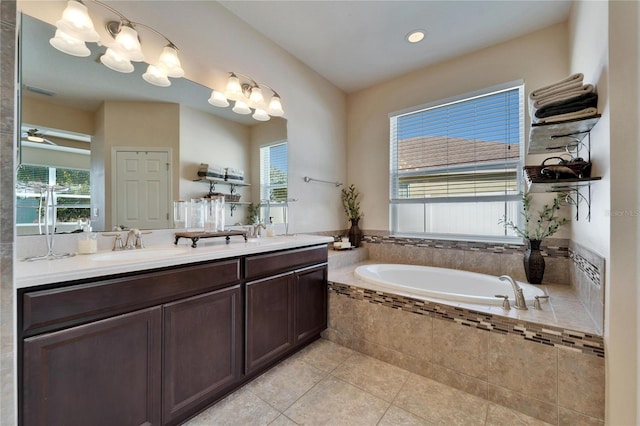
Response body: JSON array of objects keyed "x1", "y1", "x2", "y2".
[{"x1": 88, "y1": 247, "x2": 189, "y2": 262}]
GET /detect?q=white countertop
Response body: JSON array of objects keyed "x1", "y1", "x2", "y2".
[{"x1": 15, "y1": 234, "x2": 333, "y2": 289}]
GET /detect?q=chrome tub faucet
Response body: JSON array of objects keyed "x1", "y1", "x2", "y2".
[{"x1": 499, "y1": 275, "x2": 528, "y2": 310}]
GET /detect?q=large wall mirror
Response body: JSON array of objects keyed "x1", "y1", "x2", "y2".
[{"x1": 17, "y1": 13, "x2": 287, "y2": 235}]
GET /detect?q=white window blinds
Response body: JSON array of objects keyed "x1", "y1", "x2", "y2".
[
  {"x1": 389, "y1": 84, "x2": 524, "y2": 240},
  {"x1": 260, "y1": 141, "x2": 288, "y2": 224}
]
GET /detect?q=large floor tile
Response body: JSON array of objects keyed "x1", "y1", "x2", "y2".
[
  {"x1": 293, "y1": 338, "x2": 355, "y2": 372},
  {"x1": 331, "y1": 351, "x2": 409, "y2": 402},
  {"x1": 378, "y1": 405, "x2": 435, "y2": 425},
  {"x1": 245, "y1": 355, "x2": 326, "y2": 412},
  {"x1": 182, "y1": 386, "x2": 280, "y2": 426},
  {"x1": 284, "y1": 375, "x2": 389, "y2": 425},
  {"x1": 485, "y1": 403, "x2": 555, "y2": 426},
  {"x1": 394, "y1": 373, "x2": 489, "y2": 426}
]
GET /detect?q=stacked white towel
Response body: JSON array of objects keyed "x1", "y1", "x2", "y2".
[{"x1": 528, "y1": 73, "x2": 598, "y2": 124}]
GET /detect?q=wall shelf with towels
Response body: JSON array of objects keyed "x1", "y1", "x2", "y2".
[
  {"x1": 194, "y1": 176, "x2": 251, "y2": 216},
  {"x1": 527, "y1": 115, "x2": 601, "y2": 221}
]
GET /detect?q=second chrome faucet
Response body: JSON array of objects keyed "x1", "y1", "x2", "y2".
[{"x1": 498, "y1": 275, "x2": 528, "y2": 310}]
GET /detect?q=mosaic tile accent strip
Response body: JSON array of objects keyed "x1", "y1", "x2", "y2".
[
  {"x1": 328, "y1": 281, "x2": 604, "y2": 359},
  {"x1": 569, "y1": 248, "x2": 601, "y2": 288},
  {"x1": 362, "y1": 235, "x2": 569, "y2": 259}
]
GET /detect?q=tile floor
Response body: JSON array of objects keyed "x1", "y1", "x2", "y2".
[{"x1": 184, "y1": 339, "x2": 552, "y2": 425}]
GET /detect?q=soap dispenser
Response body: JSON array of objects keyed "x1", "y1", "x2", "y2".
[
  {"x1": 266, "y1": 217, "x2": 275, "y2": 237},
  {"x1": 77, "y1": 222, "x2": 98, "y2": 254}
]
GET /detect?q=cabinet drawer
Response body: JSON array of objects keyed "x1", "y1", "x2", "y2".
[
  {"x1": 22, "y1": 259, "x2": 240, "y2": 336},
  {"x1": 245, "y1": 245, "x2": 327, "y2": 280}
]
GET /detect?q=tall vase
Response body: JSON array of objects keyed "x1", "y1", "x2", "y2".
[
  {"x1": 523, "y1": 239, "x2": 545, "y2": 284},
  {"x1": 348, "y1": 218, "x2": 363, "y2": 248}
]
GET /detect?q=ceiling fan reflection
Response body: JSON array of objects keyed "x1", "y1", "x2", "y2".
[{"x1": 21, "y1": 128, "x2": 57, "y2": 146}]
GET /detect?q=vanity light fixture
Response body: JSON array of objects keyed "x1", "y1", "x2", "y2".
[
  {"x1": 209, "y1": 72, "x2": 285, "y2": 121},
  {"x1": 49, "y1": 0, "x2": 185, "y2": 87}
]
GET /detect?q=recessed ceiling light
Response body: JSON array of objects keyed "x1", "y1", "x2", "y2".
[{"x1": 406, "y1": 30, "x2": 426, "y2": 43}]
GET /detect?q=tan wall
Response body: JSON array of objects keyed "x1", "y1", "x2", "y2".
[
  {"x1": 179, "y1": 105, "x2": 252, "y2": 225},
  {"x1": 100, "y1": 101, "x2": 180, "y2": 230},
  {"x1": 21, "y1": 96, "x2": 94, "y2": 135},
  {"x1": 568, "y1": 1, "x2": 640, "y2": 424},
  {"x1": 346, "y1": 23, "x2": 570, "y2": 235}
]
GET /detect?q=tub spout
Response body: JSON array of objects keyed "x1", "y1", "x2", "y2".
[{"x1": 499, "y1": 275, "x2": 528, "y2": 310}]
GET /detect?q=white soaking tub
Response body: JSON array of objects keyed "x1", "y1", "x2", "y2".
[{"x1": 354, "y1": 264, "x2": 547, "y2": 306}]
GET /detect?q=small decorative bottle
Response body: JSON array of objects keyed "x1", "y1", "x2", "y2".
[{"x1": 77, "y1": 223, "x2": 98, "y2": 254}]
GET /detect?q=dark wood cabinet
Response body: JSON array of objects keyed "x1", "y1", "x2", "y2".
[
  {"x1": 162, "y1": 285, "x2": 242, "y2": 425},
  {"x1": 294, "y1": 264, "x2": 328, "y2": 343},
  {"x1": 20, "y1": 244, "x2": 328, "y2": 426},
  {"x1": 245, "y1": 273, "x2": 294, "y2": 374},
  {"x1": 245, "y1": 260, "x2": 328, "y2": 375},
  {"x1": 23, "y1": 307, "x2": 162, "y2": 426}
]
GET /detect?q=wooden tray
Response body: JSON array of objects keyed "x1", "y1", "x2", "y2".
[{"x1": 174, "y1": 230, "x2": 247, "y2": 248}]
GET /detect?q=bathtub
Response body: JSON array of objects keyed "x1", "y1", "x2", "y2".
[{"x1": 354, "y1": 264, "x2": 547, "y2": 306}]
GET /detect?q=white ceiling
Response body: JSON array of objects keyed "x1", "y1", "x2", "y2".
[{"x1": 219, "y1": 0, "x2": 573, "y2": 93}]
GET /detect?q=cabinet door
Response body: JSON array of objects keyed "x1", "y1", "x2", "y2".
[
  {"x1": 294, "y1": 264, "x2": 328, "y2": 343},
  {"x1": 245, "y1": 273, "x2": 294, "y2": 374},
  {"x1": 23, "y1": 307, "x2": 162, "y2": 426},
  {"x1": 162, "y1": 285, "x2": 242, "y2": 425}
]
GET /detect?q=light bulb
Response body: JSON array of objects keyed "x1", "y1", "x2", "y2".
[
  {"x1": 225, "y1": 74, "x2": 244, "y2": 101},
  {"x1": 158, "y1": 45, "x2": 184, "y2": 78},
  {"x1": 111, "y1": 24, "x2": 144, "y2": 62},
  {"x1": 142, "y1": 65, "x2": 171, "y2": 87},
  {"x1": 232, "y1": 100, "x2": 251, "y2": 115},
  {"x1": 100, "y1": 47, "x2": 134, "y2": 73},
  {"x1": 49, "y1": 29, "x2": 90, "y2": 57},
  {"x1": 267, "y1": 95, "x2": 284, "y2": 117},
  {"x1": 252, "y1": 108, "x2": 270, "y2": 121},
  {"x1": 248, "y1": 86, "x2": 265, "y2": 109},
  {"x1": 208, "y1": 90, "x2": 230, "y2": 107},
  {"x1": 56, "y1": 0, "x2": 100, "y2": 43}
]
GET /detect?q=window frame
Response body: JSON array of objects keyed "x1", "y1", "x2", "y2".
[
  {"x1": 389, "y1": 81, "x2": 525, "y2": 243},
  {"x1": 16, "y1": 163, "x2": 91, "y2": 232},
  {"x1": 259, "y1": 140, "x2": 288, "y2": 224}
]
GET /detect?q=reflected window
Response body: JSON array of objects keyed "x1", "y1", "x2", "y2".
[
  {"x1": 16, "y1": 164, "x2": 91, "y2": 234},
  {"x1": 259, "y1": 141, "x2": 288, "y2": 225}
]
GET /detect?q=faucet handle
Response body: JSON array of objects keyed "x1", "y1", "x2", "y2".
[
  {"x1": 495, "y1": 294, "x2": 511, "y2": 310},
  {"x1": 112, "y1": 234, "x2": 124, "y2": 251},
  {"x1": 533, "y1": 295, "x2": 550, "y2": 310}
]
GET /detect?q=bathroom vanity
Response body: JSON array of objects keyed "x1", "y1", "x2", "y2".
[{"x1": 17, "y1": 236, "x2": 331, "y2": 426}]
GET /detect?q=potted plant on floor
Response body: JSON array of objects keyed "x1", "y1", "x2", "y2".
[
  {"x1": 341, "y1": 184, "x2": 363, "y2": 247},
  {"x1": 499, "y1": 193, "x2": 568, "y2": 284}
]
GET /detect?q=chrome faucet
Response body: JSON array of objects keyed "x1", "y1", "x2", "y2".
[
  {"x1": 125, "y1": 228, "x2": 145, "y2": 249},
  {"x1": 499, "y1": 275, "x2": 528, "y2": 310},
  {"x1": 252, "y1": 222, "x2": 266, "y2": 238}
]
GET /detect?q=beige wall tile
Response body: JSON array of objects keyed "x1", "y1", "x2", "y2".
[
  {"x1": 488, "y1": 333, "x2": 558, "y2": 404},
  {"x1": 431, "y1": 364, "x2": 489, "y2": 400},
  {"x1": 557, "y1": 348, "x2": 605, "y2": 420},
  {"x1": 432, "y1": 318, "x2": 489, "y2": 380},
  {"x1": 558, "y1": 407, "x2": 604, "y2": 426},
  {"x1": 485, "y1": 403, "x2": 555, "y2": 425},
  {"x1": 487, "y1": 385, "x2": 558, "y2": 425}
]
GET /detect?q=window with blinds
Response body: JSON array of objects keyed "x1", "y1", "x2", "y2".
[
  {"x1": 260, "y1": 141, "x2": 288, "y2": 224},
  {"x1": 389, "y1": 83, "x2": 524, "y2": 240},
  {"x1": 16, "y1": 164, "x2": 91, "y2": 229}
]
